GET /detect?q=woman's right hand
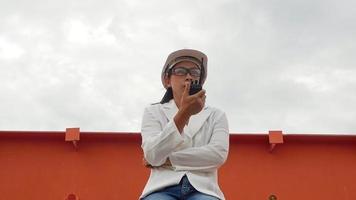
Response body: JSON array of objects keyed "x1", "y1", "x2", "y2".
[
  {"x1": 174, "y1": 81, "x2": 206, "y2": 133},
  {"x1": 179, "y1": 81, "x2": 206, "y2": 116}
]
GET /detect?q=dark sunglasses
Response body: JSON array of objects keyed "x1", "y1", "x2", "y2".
[{"x1": 169, "y1": 67, "x2": 201, "y2": 78}]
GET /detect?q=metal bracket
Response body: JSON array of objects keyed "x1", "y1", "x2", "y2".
[
  {"x1": 269, "y1": 194, "x2": 277, "y2": 200},
  {"x1": 65, "y1": 128, "x2": 80, "y2": 150},
  {"x1": 65, "y1": 193, "x2": 79, "y2": 200},
  {"x1": 268, "y1": 130, "x2": 283, "y2": 152}
]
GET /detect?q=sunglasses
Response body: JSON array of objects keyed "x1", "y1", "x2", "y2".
[{"x1": 169, "y1": 67, "x2": 201, "y2": 78}]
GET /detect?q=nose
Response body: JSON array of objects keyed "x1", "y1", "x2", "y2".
[{"x1": 185, "y1": 73, "x2": 193, "y2": 81}]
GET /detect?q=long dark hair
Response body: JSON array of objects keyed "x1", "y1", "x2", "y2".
[{"x1": 160, "y1": 87, "x2": 173, "y2": 104}]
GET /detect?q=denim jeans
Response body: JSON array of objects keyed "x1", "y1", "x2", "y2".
[{"x1": 142, "y1": 175, "x2": 220, "y2": 200}]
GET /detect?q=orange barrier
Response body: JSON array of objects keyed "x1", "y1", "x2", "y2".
[{"x1": 1, "y1": 130, "x2": 356, "y2": 200}]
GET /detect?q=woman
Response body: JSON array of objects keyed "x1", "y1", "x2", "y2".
[{"x1": 140, "y1": 49, "x2": 229, "y2": 200}]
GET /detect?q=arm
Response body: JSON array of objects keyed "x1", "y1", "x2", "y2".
[
  {"x1": 141, "y1": 107, "x2": 185, "y2": 167},
  {"x1": 169, "y1": 112, "x2": 229, "y2": 172}
]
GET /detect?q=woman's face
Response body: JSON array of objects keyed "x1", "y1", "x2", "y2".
[{"x1": 165, "y1": 61, "x2": 201, "y2": 98}]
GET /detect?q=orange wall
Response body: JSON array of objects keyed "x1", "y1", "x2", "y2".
[{"x1": 1, "y1": 131, "x2": 356, "y2": 200}]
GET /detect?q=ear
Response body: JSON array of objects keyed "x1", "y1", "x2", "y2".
[{"x1": 164, "y1": 76, "x2": 171, "y2": 87}]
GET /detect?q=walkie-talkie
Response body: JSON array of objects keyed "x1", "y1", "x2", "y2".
[
  {"x1": 189, "y1": 80, "x2": 202, "y2": 95},
  {"x1": 189, "y1": 58, "x2": 204, "y2": 95}
]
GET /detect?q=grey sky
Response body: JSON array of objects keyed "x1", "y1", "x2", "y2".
[{"x1": 1, "y1": 0, "x2": 355, "y2": 133}]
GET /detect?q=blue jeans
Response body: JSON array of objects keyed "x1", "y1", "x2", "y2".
[{"x1": 142, "y1": 175, "x2": 220, "y2": 200}]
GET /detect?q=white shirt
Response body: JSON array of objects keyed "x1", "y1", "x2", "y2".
[{"x1": 140, "y1": 100, "x2": 229, "y2": 200}]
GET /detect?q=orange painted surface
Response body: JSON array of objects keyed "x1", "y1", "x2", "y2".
[{"x1": 1, "y1": 131, "x2": 356, "y2": 200}]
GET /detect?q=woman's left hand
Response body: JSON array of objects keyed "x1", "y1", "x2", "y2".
[{"x1": 143, "y1": 157, "x2": 172, "y2": 168}]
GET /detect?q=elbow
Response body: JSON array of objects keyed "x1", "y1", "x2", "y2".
[
  {"x1": 144, "y1": 153, "x2": 165, "y2": 167},
  {"x1": 213, "y1": 144, "x2": 229, "y2": 167},
  {"x1": 142, "y1": 144, "x2": 166, "y2": 166}
]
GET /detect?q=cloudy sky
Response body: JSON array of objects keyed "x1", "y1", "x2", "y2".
[{"x1": 1, "y1": 0, "x2": 355, "y2": 134}]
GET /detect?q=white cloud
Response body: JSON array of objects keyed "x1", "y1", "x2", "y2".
[
  {"x1": 0, "y1": 36, "x2": 25, "y2": 60},
  {"x1": 0, "y1": 0, "x2": 356, "y2": 133},
  {"x1": 65, "y1": 18, "x2": 116, "y2": 45}
]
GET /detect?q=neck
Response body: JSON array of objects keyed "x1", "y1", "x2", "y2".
[{"x1": 173, "y1": 95, "x2": 181, "y2": 109}]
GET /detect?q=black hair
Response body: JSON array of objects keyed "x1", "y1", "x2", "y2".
[{"x1": 160, "y1": 87, "x2": 174, "y2": 104}]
